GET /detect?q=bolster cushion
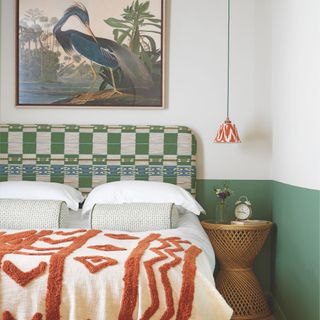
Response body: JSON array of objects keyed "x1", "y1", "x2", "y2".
[
  {"x1": 91, "y1": 203, "x2": 179, "y2": 231},
  {"x1": 0, "y1": 199, "x2": 69, "y2": 229}
]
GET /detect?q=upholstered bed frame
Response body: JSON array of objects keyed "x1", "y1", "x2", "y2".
[{"x1": 0, "y1": 124, "x2": 197, "y2": 195}]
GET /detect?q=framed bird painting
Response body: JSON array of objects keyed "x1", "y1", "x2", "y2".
[{"x1": 16, "y1": 0, "x2": 165, "y2": 108}]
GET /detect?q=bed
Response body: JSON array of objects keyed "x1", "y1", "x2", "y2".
[{"x1": 0, "y1": 124, "x2": 232, "y2": 320}]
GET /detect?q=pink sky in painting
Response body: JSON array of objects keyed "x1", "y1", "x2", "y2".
[{"x1": 19, "y1": 0, "x2": 162, "y2": 46}]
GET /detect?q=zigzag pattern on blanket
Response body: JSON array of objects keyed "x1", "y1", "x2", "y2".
[
  {"x1": 0, "y1": 229, "x2": 202, "y2": 320},
  {"x1": 2, "y1": 311, "x2": 43, "y2": 320}
]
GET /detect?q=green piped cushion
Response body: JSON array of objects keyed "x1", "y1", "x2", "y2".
[
  {"x1": 0, "y1": 199, "x2": 68, "y2": 229},
  {"x1": 91, "y1": 203, "x2": 179, "y2": 231}
]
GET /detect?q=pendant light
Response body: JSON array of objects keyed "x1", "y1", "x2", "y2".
[{"x1": 214, "y1": 0, "x2": 241, "y2": 143}]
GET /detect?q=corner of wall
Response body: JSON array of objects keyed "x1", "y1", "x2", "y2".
[{"x1": 269, "y1": 294, "x2": 287, "y2": 320}]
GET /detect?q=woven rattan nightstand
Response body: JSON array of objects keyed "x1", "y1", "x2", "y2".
[{"x1": 201, "y1": 220, "x2": 272, "y2": 320}]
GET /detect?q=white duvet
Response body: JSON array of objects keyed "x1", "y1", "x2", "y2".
[{"x1": 0, "y1": 212, "x2": 233, "y2": 320}]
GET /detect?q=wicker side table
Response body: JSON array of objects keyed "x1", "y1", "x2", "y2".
[{"x1": 201, "y1": 220, "x2": 272, "y2": 320}]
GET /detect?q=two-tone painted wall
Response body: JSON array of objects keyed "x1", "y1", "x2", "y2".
[
  {"x1": 197, "y1": 181, "x2": 319, "y2": 319},
  {"x1": 271, "y1": 183, "x2": 319, "y2": 320},
  {"x1": 270, "y1": 0, "x2": 320, "y2": 318}
]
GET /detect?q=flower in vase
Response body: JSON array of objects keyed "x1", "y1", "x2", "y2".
[{"x1": 213, "y1": 184, "x2": 233, "y2": 202}]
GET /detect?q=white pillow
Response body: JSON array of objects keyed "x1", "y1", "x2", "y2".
[
  {"x1": 0, "y1": 181, "x2": 84, "y2": 211},
  {"x1": 82, "y1": 181, "x2": 204, "y2": 215}
]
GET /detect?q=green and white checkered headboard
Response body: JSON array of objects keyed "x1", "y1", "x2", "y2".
[{"x1": 0, "y1": 124, "x2": 197, "y2": 195}]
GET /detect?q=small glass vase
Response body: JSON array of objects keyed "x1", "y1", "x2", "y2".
[{"x1": 215, "y1": 201, "x2": 228, "y2": 224}]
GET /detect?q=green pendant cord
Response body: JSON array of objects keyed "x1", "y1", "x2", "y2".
[{"x1": 226, "y1": 0, "x2": 231, "y2": 119}]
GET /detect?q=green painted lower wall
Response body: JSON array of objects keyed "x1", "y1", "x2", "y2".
[
  {"x1": 272, "y1": 181, "x2": 320, "y2": 320},
  {"x1": 270, "y1": 293, "x2": 287, "y2": 320},
  {"x1": 196, "y1": 179, "x2": 320, "y2": 320},
  {"x1": 196, "y1": 180, "x2": 272, "y2": 222},
  {"x1": 196, "y1": 179, "x2": 273, "y2": 292}
]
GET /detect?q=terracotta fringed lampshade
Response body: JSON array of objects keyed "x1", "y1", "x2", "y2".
[
  {"x1": 214, "y1": 0, "x2": 241, "y2": 143},
  {"x1": 214, "y1": 117, "x2": 241, "y2": 143}
]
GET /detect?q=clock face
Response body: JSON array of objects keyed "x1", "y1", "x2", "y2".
[{"x1": 235, "y1": 203, "x2": 251, "y2": 220}]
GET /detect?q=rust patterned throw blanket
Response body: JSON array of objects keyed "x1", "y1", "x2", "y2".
[{"x1": 0, "y1": 230, "x2": 232, "y2": 320}]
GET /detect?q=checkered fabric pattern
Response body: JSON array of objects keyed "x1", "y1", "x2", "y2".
[{"x1": 0, "y1": 125, "x2": 197, "y2": 195}]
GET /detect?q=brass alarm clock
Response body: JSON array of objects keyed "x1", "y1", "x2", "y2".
[{"x1": 234, "y1": 196, "x2": 252, "y2": 221}]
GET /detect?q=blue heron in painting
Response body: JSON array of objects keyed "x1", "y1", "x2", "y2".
[{"x1": 53, "y1": 2, "x2": 153, "y2": 95}]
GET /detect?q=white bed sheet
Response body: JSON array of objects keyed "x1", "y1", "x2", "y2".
[{"x1": 62, "y1": 208, "x2": 216, "y2": 271}]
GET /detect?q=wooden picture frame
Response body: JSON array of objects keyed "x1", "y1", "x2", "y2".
[{"x1": 16, "y1": 0, "x2": 165, "y2": 108}]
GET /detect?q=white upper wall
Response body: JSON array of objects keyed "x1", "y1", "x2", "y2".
[
  {"x1": 0, "y1": 0, "x2": 272, "y2": 180},
  {"x1": 271, "y1": 0, "x2": 320, "y2": 190}
]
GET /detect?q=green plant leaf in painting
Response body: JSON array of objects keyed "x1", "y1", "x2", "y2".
[
  {"x1": 134, "y1": 0, "x2": 140, "y2": 12},
  {"x1": 138, "y1": 13, "x2": 154, "y2": 20},
  {"x1": 140, "y1": 30, "x2": 161, "y2": 35},
  {"x1": 141, "y1": 35, "x2": 157, "y2": 53},
  {"x1": 113, "y1": 29, "x2": 119, "y2": 41},
  {"x1": 147, "y1": 18, "x2": 161, "y2": 23},
  {"x1": 147, "y1": 49, "x2": 161, "y2": 65},
  {"x1": 117, "y1": 29, "x2": 131, "y2": 44},
  {"x1": 140, "y1": 1, "x2": 150, "y2": 12},
  {"x1": 104, "y1": 18, "x2": 130, "y2": 29},
  {"x1": 138, "y1": 15, "x2": 156, "y2": 24},
  {"x1": 103, "y1": 0, "x2": 162, "y2": 81},
  {"x1": 140, "y1": 49, "x2": 153, "y2": 72},
  {"x1": 122, "y1": 14, "x2": 134, "y2": 21},
  {"x1": 131, "y1": 28, "x2": 141, "y2": 54},
  {"x1": 142, "y1": 23, "x2": 161, "y2": 29}
]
